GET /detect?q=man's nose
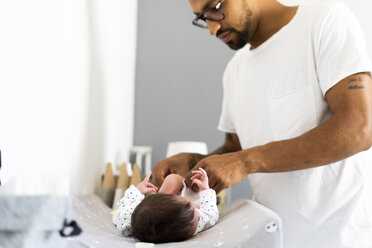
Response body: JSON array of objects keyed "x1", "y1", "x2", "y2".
[{"x1": 206, "y1": 20, "x2": 221, "y2": 36}]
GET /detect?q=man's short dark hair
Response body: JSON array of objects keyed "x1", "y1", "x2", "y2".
[{"x1": 131, "y1": 193, "x2": 195, "y2": 243}]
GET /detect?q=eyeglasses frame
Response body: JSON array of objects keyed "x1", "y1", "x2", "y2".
[{"x1": 192, "y1": 0, "x2": 225, "y2": 28}]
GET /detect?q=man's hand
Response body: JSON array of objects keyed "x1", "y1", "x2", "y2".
[
  {"x1": 190, "y1": 167, "x2": 209, "y2": 191},
  {"x1": 136, "y1": 172, "x2": 158, "y2": 194},
  {"x1": 185, "y1": 152, "x2": 249, "y2": 194},
  {"x1": 152, "y1": 152, "x2": 206, "y2": 187}
]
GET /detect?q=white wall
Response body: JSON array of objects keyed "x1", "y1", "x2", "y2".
[
  {"x1": 340, "y1": 0, "x2": 372, "y2": 59},
  {"x1": 0, "y1": 0, "x2": 137, "y2": 195}
]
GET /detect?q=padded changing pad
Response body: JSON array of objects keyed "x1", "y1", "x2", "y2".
[{"x1": 66, "y1": 195, "x2": 282, "y2": 248}]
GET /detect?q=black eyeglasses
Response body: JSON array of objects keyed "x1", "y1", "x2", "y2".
[{"x1": 192, "y1": 0, "x2": 225, "y2": 29}]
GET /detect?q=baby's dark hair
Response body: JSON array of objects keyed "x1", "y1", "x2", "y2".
[{"x1": 131, "y1": 193, "x2": 196, "y2": 243}]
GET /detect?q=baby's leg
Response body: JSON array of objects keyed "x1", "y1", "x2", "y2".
[{"x1": 158, "y1": 174, "x2": 185, "y2": 194}]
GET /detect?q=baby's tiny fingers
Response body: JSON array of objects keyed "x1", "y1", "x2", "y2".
[
  {"x1": 147, "y1": 186, "x2": 158, "y2": 191},
  {"x1": 191, "y1": 171, "x2": 202, "y2": 176},
  {"x1": 143, "y1": 171, "x2": 152, "y2": 183},
  {"x1": 191, "y1": 175, "x2": 202, "y2": 181},
  {"x1": 199, "y1": 167, "x2": 207, "y2": 176},
  {"x1": 191, "y1": 174, "x2": 200, "y2": 179},
  {"x1": 146, "y1": 182, "x2": 158, "y2": 188},
  {"x1": 192, "y1": 178, "x2": 202, "y2": 186}
]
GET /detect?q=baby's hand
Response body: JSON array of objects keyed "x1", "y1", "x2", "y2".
[
  {"x1": 136, "y1": 172, "x2": 158, "y2": 194},
  {"x1": 190, "y1": 168, "x2": 209, "y2": 191}
]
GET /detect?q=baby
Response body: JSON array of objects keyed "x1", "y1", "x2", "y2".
[{"x1": 113, "y1": 168, "x2": 219, "y2": 243}]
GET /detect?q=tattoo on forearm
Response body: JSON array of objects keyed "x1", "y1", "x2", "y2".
[
  {"x1": 347, "y1": 75, "x2": 365, "y2": 90},
  {"x1": 348, "y1": 77, "x2": 362, "y2": 83},
  {"x1": 348, "y1": 85, "x2": 365, "y2": 89}
]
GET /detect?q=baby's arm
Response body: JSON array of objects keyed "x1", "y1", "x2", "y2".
[
  {"x1": 116, "y1": 185, "x2": 144, "y2": 236},
  {"x1": 194, "y1": 189, "x2": 219, "y2": 234},
  {"x1": 158, "y1": 174, "x2": 185, "y2": 194},
  {"x1": 116, "y1": 172, "x2": 157, "y2": 236},
  {"x1": 191, "y1": 168, "x2": 219, "y2": 234}
]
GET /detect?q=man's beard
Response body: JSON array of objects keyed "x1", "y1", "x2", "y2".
[
  {"x1": 228, "y1": 29, "x2": 251, "y2": 50},
  {"x1": 217, "y1": 27, "x2": 251, "y2": 50},
  {"x1": 220, "y1": 5, "x2": 256, "y2": 50}
]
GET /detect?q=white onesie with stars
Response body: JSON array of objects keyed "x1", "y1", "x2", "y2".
[{"x1": 114, "y1": 183, "x2": 219, "y2": 236}]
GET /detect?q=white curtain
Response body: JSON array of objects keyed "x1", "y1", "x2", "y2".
[{"x1": 0, "y1": 0, "x2": 137, "y2": 195}]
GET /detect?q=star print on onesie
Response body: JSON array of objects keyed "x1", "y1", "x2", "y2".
[{"x1": 114, "y1": 183, "x2": 219, "y2": 236}]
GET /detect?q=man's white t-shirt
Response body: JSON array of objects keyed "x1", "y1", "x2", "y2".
[{"x1": 218, "y1": 1, "x2": 372, "y2": 247}]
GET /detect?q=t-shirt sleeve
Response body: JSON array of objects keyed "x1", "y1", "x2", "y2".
[
  {"x1": 315, "y1": 2, "x2": 372, "y2": 96},
  {"x1": 115, "y1": 185, "x2": 144, "y2": 236},
  {"x1": 217, "y1": 63, "x2": 236, "y2": 133},
  {"x1": 194, "y1": 189, "x2": 219, "y2": 234}
]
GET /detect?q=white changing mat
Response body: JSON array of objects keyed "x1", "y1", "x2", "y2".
[{"x1": 66, "y1": 195, "x2": 282, "y2": 248}]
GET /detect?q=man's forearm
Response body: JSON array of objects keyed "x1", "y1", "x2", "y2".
[
  {"x1": 209, "y1": 145, "x2": 233, "y2": 155},
  {"x1": 243, "y1": 114, "x2": 372, "y2": 174},
  {"x1": 209, "y1": 133, "x2": 242, "y2": 156}
]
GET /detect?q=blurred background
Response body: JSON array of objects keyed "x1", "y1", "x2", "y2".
[{"x1": 0, "y1": 0, "x2": 371, "y2": 200}]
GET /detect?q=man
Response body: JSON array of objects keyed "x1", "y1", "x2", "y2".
[{"x1": 152, "y1": 0, "x2": 372, "y2": 247}]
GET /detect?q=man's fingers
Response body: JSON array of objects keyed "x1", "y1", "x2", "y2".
[
  {"x1": 151, "y1": 172, "x2": 163, "y2": 187},
  {"x1": 208, "y1": 175, "x2": 219, "y2": 190},
  {"x1": 152, "y1": 167, "x2": 169, "y2": 187},
  {"x1": 191, "y1": 182, "x2": 200, "y2": 192},
  {"x1": 214, "y1": 183, "x2": 225, "y2": 194},
  {"x1": 209, "y1": 175, "x2": 226, "y2": 194}
]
